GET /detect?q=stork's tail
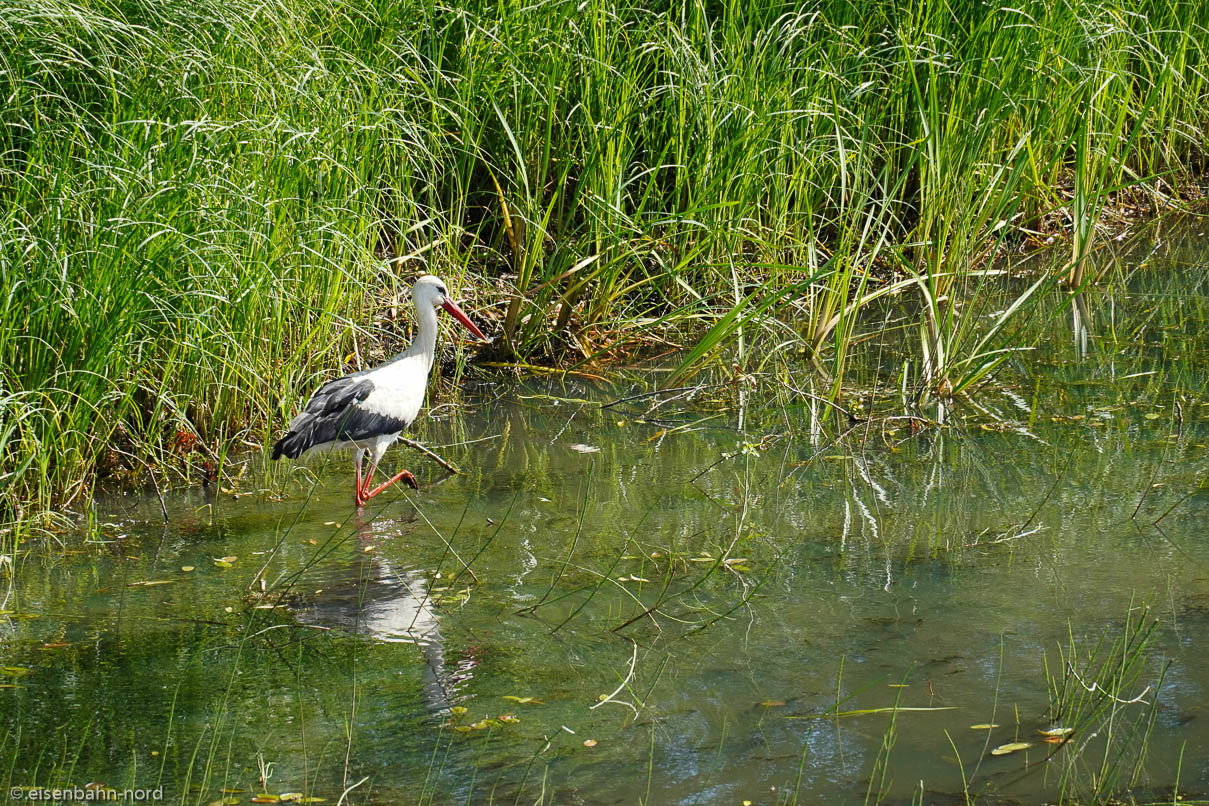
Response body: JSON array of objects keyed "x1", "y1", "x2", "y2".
[{"x1": 271, "y1": 428, "x2": 306, "y2": 460}]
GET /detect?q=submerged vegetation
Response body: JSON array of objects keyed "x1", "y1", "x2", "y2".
[{"x1": 3, "y1": 0, "x2": 1209, "y2": 519}]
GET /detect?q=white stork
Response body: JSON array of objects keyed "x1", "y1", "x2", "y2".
[{"x1": 272, "y1": 275, "x2": 487, "y2": 506}]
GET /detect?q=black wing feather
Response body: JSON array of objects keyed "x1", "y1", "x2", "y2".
[{"x1": 271, "y1": 376, "x2": 407, "y2": 459}]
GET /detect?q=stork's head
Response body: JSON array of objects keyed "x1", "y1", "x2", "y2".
[{"x1": 412, "y1": 275, "x2": 487, "y2": 341}]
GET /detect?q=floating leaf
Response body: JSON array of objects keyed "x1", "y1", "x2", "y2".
[
  {"x1": 502, "y1": 696, "x2": 544, "y2": 705},
  {"x1": 497, "y1": 714, "x2": 520, "y2": 724},
  {"x1": 468, "y1": 719, "x2": 492, "y2": 730},
  {"x1": 583, "y1": 739, "x2": 597, "y2": 747},
  {"x1": 453, "y1": 725, "x2": 472, "y2": 733},
  {"x1": 1038, "y1": 727, "x2": 1073, "y2": 737},
  {"x1": 1144, "y1": 412, "x2": 1162, "y2": 420},
  {"x1": 278, "y1": 795, "x2": 303, "y2": 803},
  {"x1": 786, "y1": 706, "x2": 957, "y2": 720},
  {"x1": 251, "y1": 796, "x2": 280, "y2": 804},
  {"x1": 969, "y1": 723, "x2": 999, "y2": 730},
  {"x1": 990, "y1": 742, "x2": 1032, "y2": 756},
  {"x1": 2, "y1": 667, "x2": 31, "y2": 677},
  {"x1": 759, "y1": 700, "x2": 786, "y2": 707},
  {"x1": 127, "y1": 580, "x2": 173, "y2": 587},
  {"x1": 181, "y1": 566, "x2": 195, "y2": 572}
]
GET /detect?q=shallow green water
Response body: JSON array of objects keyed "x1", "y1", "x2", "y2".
[{"x1": 5, "y1": 227, "x2": 1209, "y2": 804}]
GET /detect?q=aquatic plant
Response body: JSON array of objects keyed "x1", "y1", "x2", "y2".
[{"x1": 3, "y1": 0, "x2": 1209, "y2": 521}]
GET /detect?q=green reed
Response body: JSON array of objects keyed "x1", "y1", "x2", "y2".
[
  {"x1": 4, "y1": 0, "x2": 1209, "y2": 523},
  {"x1": 1043, "y1": 604, "x2": 1166, "y2": 804}
]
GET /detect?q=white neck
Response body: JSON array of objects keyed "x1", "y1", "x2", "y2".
[{"x1": 400, "y1": 297, "x2": 439, "y2": 371}]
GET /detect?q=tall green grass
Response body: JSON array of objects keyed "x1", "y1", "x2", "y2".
[{"x1": 3, "y1": 0, "x2": 1209, "y2": 520}]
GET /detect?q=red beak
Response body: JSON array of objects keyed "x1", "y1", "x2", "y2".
[{"x1": 441, "y1": 299, "x2": 488, "y2": 342}]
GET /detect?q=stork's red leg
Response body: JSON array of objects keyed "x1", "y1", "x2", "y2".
[
  {"x1": 360, "y1": 462, "x2": 377, "y2": 494},
  {"x1": 362, "y1": 469, "x2": 419, "y2": 501},
  {"x1": 354, "y1": 451, "x2": 375, "y2": 507}
]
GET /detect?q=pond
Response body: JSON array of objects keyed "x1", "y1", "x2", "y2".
[{"x1": 4, "y1": 222, "x2": 1209, "y2": 804}]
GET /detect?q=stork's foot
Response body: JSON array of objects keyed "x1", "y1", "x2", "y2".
[
  {"x1": 365, "y1": 469, "x2": 418, "y2": 499},
  {"x1": 355, "y1": 469, "x2": 418, "y2": 507}
]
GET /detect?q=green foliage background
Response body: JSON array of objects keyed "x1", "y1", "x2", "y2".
[{"x1": 2, "y1": 0, "x2": 1207, "y2": 514}]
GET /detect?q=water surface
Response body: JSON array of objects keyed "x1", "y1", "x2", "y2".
[{"x1": 4, "y1": 224, "x2": 1209, "y2": 804}]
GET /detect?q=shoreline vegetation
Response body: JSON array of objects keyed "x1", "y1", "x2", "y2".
[{"x1": 3, "y1": 0, "x2": 1209, "y2": 525}]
